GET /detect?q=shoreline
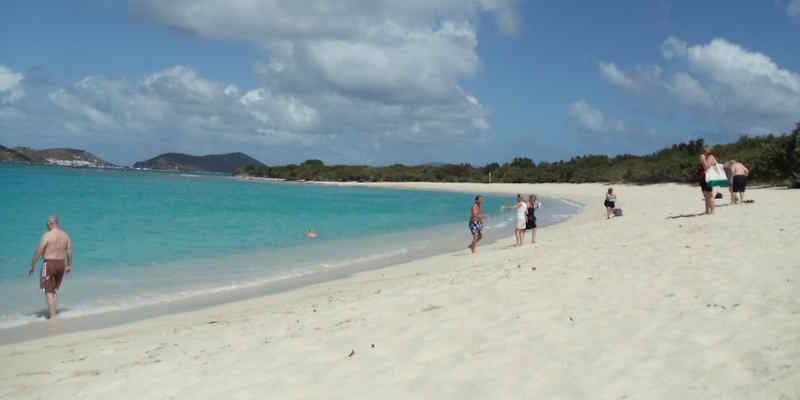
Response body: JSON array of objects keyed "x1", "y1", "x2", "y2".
[
  {"x1": 0, "y1": 186, "x2": 579, "y2": 345},
  {"x1": 2, "y1": 183, "x2": 798, "y2": 399}
]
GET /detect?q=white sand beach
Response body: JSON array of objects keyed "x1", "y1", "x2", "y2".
[{"x1": 1, "y1": 183, "x2": 799, "y2": 399}]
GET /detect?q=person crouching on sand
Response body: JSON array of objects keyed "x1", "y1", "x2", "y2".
[
  {"x1": 28, "y1": 215, "x2": 72, "y2": 319},
  {"x1": 604, "y1": 188, "x2": 617, "y2": 219},
  {"x1": 501, "y1": 194, "x2": 528, "y2": 246},
  {"x1": 468, "y1": 195, "x2": 485, "y2": 253}
]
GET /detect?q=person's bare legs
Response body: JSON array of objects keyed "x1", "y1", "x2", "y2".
[
  {"x1": 606, "y1": 207, "x2": 613, "y2": 219},
  {"x1": 703, "y1": 191, "x2": 708, "y2": 214},
  {"x1": 738, "y1": 192, "x2": 746, "y2": 203},
  {"x1": 531, "y1": 228, "x2": 536, "y2": 243},
  {"x1": 45, "y1": 292, "x2": 57, "y2": 319},
  {"x1": 710, "y1": 192, "x2": 715, "y2": 214},
  {"x1": 469, "y1": 233, "x2": 482, "y2": 253},
  {"x1": 704, "y1": 191, "x2": 715, "y2": 214}
]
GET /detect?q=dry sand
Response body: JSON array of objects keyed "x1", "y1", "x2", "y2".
[{"x1": 1, "y1": 183, "x2": 798, "y2": 400}]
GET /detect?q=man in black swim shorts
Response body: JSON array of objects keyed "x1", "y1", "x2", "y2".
[{"x1": 726, "y1": 160, "x2": 749, "y2": 204}]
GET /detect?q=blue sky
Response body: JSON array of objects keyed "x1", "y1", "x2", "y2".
[{"x1": 1, "y1": 1, "x2": 799, "y2": 166}]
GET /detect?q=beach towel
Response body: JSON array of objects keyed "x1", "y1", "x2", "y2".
[{"x1": 705, "y1": 164, "x2": 729, "y2": 187}]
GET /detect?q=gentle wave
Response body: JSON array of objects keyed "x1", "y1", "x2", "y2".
[
  {"x1": 559, "y1": 198, "x2": 584, "y2": 209},
  {"x1": 0, "y1": 246, "x2": 413, "y2": 330}
]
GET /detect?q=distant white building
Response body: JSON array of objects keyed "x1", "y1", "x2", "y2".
[{"x1": 45, "y1": 158, "x2": 102, "y2": 168}]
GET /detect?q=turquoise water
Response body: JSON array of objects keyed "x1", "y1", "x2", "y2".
[{"x1": 0, "y1": 164, "x2": 580, "y2": 330}]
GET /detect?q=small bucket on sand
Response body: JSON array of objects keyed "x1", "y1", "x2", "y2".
[{"x1": 613, "y1": 208, "x2": 623, "y2": 217}]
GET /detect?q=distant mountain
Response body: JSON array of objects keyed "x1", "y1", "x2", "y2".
[
  {"x1": 0, "y1": 145, "x2": 32, "y2": 163},
  {"x1": 1, "y1": 146, "x2": 116, "y2": 168},
  {"x1": 133, "y1": 152, "x2": 265, "y2": 173}
]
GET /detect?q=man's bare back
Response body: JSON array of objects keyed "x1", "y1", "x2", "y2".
[
  {"x1": 41, "y1": 229, "x2": 71, "y2": 261},
  {"x1": 730, "y1": 161, "x2": 748, "y2": 176},
  {"x1": 28, "y1": 215, "x2": 73, "y2": 319}
]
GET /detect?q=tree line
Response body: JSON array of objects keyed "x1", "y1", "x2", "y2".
[{"x1": 236, "y1": 121, "x2": 800, "y2": 188}]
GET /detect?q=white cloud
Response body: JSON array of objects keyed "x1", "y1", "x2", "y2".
[
  {"x1": 788, "y1": 0, "x2": 800, "y2": 17},
  {"x1": 66, "y1": 0, "x2": 513, "y2": 161},
  {"x1": 3, "y1": 63, "x2": 491, "y2": 164},
  {"x1": 132, "y1": 0, "x2": 514, "y2": 104},
  {"x1": 666, "y1": 72, "x2": 713, "y2": 109},
  {"x1": 598, "y1": 37, "x2": 800, "y2": 136},
  {"x1": 132, "y1": 0, "x2": 519, "y2": 43},
  {"x1": 479, "y1": 0, "x2": 521, "y2": 35},
  {"x1": 599, "y1": 62, "x2": 636, "y2": 91},
  {"x1": 568, "y1": 100, "x2": 627, "y2": 133},
  {"x1": 686, "y1": 38, "x2": 800, "y2": 118},
  {"x1": 600, "y1": 63, "x2": 713, "y2": 108},
  {"x1": 0, "y1": 65, "x2": 25, "y2": 104},
  {"x1": 239, "y1": 88, "x2": 319, "y2": 131},
  {"x1": 599, "y1": 62, "x2": 664, "y2": 94},
  {"x1": 5, "y1": 2, "x2": 520, "y2": 164},
  {"x1": 44, "y1": 66, "x2": 320, "y2": 145},
  {"x1": 661, "y1": 36, "x2": 687, "y2": 60},
  {"x1": 143, "y1": 65, "x2": 227, "y2": 101},
  {"x1": 49, "y1": 85, "x2": 118, "y2": 130}
]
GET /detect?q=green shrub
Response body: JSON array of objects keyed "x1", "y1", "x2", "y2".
[{"x1": 235, "y1": 121, "x2": 800, "y2": 186}]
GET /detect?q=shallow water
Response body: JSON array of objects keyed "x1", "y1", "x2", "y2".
[{"x1": 0, "y1": 164, "x2": 581, "y2": 336}]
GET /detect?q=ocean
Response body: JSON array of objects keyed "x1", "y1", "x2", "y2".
[{"x1": 0, "y1": 164, "x2": 581, "y2": 339}]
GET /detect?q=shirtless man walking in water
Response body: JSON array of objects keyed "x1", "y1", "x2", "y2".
[
  {"x1": 28, "y1": 215, "x2": 72, "y2": 319},
  {"x1": 468, "y1": 196, "x2": 485, "y2": 254}
]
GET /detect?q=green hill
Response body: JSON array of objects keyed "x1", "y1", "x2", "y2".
[
  {"x1": 0, "y1": 145, "x2": 32, "y2": 163},
  {"x1": 236, "y1": 121, "x2": 800, "y2": 188},
  {"x1": 133, "y1": 152, "x2": 265, "y2": 173},
  {"x1": 1, "y1": 146, "x2": 115, "y2": 167}
]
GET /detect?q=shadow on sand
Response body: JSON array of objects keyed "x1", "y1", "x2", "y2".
[
  {"x1": 666, "y1": 203, "x2": 731, "y2": 219},
  {"x1": 666, "y1": 212, "x2": 706, "y2": 219}
]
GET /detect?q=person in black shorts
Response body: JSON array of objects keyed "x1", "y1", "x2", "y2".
[
  {"x1": 725, "y1": 160, "x2": 749, "y2": 204},
  {"x1": 526, "y1": 195, "x2": 539, "y2": 243},
  {"x1": 699, "y1": 147, "x2": 719, "y2": 215},
  {"x1": 604, "y1": 188, "x2": 617, "y2": 219}
]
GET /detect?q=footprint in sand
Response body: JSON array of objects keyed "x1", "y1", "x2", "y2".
[
  {"x1": 333, "y1": 318, "x2": 353, "y2": 328},
  {"x1": 66, "y1": 370, "x2": 100, "y2": 379},
  {"x1": 16, "y1": 371, "x2": 51, "y2": 377}
]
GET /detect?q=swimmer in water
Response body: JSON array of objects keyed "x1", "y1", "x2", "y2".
[{"x1": 305, "y1": 229, "x2": 318, "y2": 238}]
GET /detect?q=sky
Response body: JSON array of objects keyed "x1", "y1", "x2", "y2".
[{"x1": 1, "y1": 0, "x2": 799, "y2": 166}]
